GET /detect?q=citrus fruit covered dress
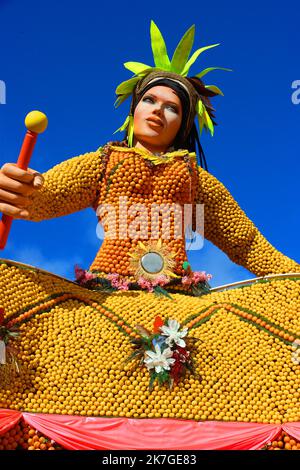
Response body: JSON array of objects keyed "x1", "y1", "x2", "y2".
[{"x1": 0, "y1": 142, "x2": 299, "y2": 449}]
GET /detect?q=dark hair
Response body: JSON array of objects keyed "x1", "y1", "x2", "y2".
[{"x1": 126, "y1": 78, "x2": 208, "y2": 170}]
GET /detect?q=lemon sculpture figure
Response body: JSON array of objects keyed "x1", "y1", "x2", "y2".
[{"x1": 0, "y1": 22, "x2": 299, "y2": 450}]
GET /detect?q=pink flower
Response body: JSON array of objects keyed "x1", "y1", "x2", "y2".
[
  {"x1": 182, "y1": 276, "x2": 192, "y2": 286},
  {"x1": 138, "y1": 277, "x2": 154, "y2": 292},
  {"x1": 182, "y1": 270, "x2": 212, "y2": 288},
  {"x1": 137, "y1": 274, "x2": 170, "y2": 292},
  {"x1": 107, "y1": 273, "x2": 119, "y2": 282},
  {"x1": 75, "y1": 265, "x2": 85, "y2": 281},
  {"x1": 85, "y1": 272, "x2": 96, "y2": 281},
  {"x1": 107, "y1": 273, "x2": 121, "y2": 288},
  {"x1": 107, "y1": 273, "x2": 130, "y2": 291},
  {"x1": 75, "y1": 265, "x2": 96, "y2": 284},
  {"x1": 152, "y1": 275, "x2": 169, "y2": 287},
  {"x1": 117, "y1": 280, "x2": 130, "y2": 291},
  {"x1": 192, "y1": 271, "x2": 207, "y2": 283}
]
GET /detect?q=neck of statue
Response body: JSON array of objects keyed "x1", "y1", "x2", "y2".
[{"x1": 133, "y1": 138, "x2": 169, "y2": 155}]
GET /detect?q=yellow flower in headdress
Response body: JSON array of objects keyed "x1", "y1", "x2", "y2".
[{"x1": 114, "y1": 21, "x2": 231, "y2": 138}]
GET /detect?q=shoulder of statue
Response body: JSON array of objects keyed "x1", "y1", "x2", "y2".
[
  {"x1": 95, "y1": 140, "x2": 128, "y2": 168},
  {"x1": 197, "y1": 164, "x2": 216, "y2": 179},
  {"x1": 97, "y1": 139, "x2": 127, "y2": 154}
]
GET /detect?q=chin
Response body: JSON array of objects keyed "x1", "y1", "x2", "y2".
[{"x1": 135, "y1": 131, "x2": 163, "y2": 145}]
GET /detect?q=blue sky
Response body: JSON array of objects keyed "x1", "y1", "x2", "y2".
[{"x1": 0, "y1": 0, "x2": 299, "y2": 287}]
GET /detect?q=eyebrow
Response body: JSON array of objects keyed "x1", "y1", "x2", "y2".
[{"x1": 144, "y1": 92, "x2": 179, "y2": 107}]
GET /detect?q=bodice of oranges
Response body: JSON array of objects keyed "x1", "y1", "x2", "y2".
[{"x1": 90, "y1": 146, "x2": 199, "y2": 278}]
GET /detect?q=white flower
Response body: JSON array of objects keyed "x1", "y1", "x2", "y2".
[
  {"x1": 144, "y1": 344, "x2": 175, "y2": 373},
  {"x1": 160, "y1": 319, "x2": 188, "y2": 348}
]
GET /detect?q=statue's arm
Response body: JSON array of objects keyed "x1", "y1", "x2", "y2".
[
  {"x1": 27, "y1": 149, "x2": 104, "y2": 221},
  {"x1": 195, "y1": 167, "x2": 300, "y2": 276}
]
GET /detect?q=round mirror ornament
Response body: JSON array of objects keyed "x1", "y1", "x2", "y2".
[{"x1": 140, "y1": 252, "x2": 164, "y2": 274}]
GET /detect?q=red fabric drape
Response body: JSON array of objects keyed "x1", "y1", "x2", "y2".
[
  {"x1": 282, "y1": 423, "x2": 300, "y2": 441},
  {"x1": 0, "y1": 409, "x2": 285, "y2": 450},
  {"x1": 22, "y1": 414, "x2": 281, "y2": 450},
  {"x1": 0, "y1": 409, "x2": 22, "y2": 436}
]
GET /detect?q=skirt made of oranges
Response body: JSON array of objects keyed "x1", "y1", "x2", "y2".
[{"x1": 0, "y1": 259, "x2": 299, "y2": 425}]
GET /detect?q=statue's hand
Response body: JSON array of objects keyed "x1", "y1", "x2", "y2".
[{"x1": 0, "y1": 163, "x2": 44, "y2": 219}]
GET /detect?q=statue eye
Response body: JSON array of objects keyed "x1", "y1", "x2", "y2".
[
  {"x1": 143, "y1": 96, "x2": 154, "y2": 103},
  {"x1": 167, "y1": 104, "x2": 178, "y2": 113}
]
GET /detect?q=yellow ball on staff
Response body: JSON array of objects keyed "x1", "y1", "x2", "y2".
[{"x1": 25, "y1": 110, "x2": 48, "y2": 134}]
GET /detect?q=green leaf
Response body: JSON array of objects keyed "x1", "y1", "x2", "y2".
[
  {"x1": 196, "y1": 100, "x2": 205, "y2": 135},
  {"x1": 198, "y1": 115, "x2": 204, "y2": 136},
  {"x1": 114, "y1": 93, "x2": 131, "y2": 108},
  {"x1": 130, "y1": 338, "x2": 144, "y2": 345},
  {"x1": 126, "y1": 66, "x2": 160, "y2": 79},
  {"x1": 182, "y1": 261, "x2": 190, "y2": 270},
  {"x1": 157, "y1": 370, "x2": 170, "y2": 385},
  {"x1": 125, "y1": 350, "x2": 144, "y2": 363},
  {"x1": 205, "y1": 85, "x2": 224, "y2": 96},
  {"x1": 136, "y1": 67, "x2": 157, "y2": 77},
  {"x1": 139, "y1": 356, "x2": 144, "y2": 366},
  {"x1": 196, "y1": 66, "x2": 232, "y2": 79},
  {"x1": 115, "y1": 77, "x2": 140, "y2": 95},
  {"x1": 204, "y1": 109, "x2": 214, "y2": 136},
  {"x1": 182, "y1": 43, "x2": 220, "y2": 77},
  {"x1": 128, "y1": 114, "x2": 134, "y2": 147},
  {"x1": 196, "y1": 99, "x2": 204, "y2": 116},
  {"x1": 170, "y1": 25, "x2": 195, "y2": 74},
  {"x1": 154, "y1": 286, "x2": 173, "y2": 300},
  {"x1": 144, "y1": 336, "x2": 152, "y2": 349},
  {"x1": 113, "y1": 115, "x2": 130, "y2": 134},
  {"x1": 191, "y1": 281, "x2": 211, "y2": 297},
  {"x1": 124, "y1": 61, "x2": 152, "y2": 74},
  {"x1": 7, "y1": 331, "x2": 20, "y2": 338},
  {"x1": 149, "y1": 372, "x2": 157, "y2": 391},
  {"x1": 150, "y1": 20, "x2": 171, "y2": 69}
]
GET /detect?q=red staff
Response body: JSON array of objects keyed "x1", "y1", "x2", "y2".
[{"x1": 0, "y1": 111, "x2": 48, "y2": 249}]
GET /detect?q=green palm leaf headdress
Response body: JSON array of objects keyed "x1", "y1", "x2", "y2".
[{"x1": 114, "y1": 21, "x2": 231, "y2": 142}]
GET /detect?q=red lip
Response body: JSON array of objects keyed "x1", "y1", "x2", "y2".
[{"x1": 146, "y1": 116, "x2": 164, "y2": 127}]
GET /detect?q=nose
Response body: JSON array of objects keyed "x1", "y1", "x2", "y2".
[{"x1": 152, "y1": 102, "x2": 163, "y2": 115}]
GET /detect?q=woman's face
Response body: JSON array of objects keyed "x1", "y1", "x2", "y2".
[{"x1": 133, "y1": 85, "x2": 183, "y2": 151}]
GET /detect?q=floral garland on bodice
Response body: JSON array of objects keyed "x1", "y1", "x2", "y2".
[{"x1": 74, "y1": 262, "x2": 212, "y2": 298}]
